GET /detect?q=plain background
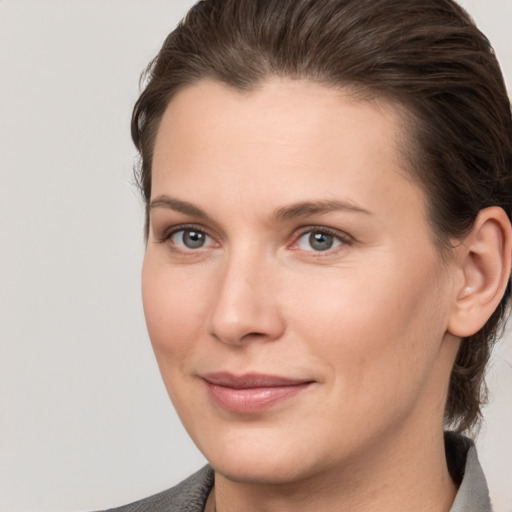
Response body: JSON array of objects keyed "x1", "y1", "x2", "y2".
[{"x1": 0, "y1": 1, "x2": 511, "y2": 511}]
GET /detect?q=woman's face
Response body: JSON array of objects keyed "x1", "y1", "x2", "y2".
[{"x1": 143, "y1": 79, "x2": 460, "y2": 484}]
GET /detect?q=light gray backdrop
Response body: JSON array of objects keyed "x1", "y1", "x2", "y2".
[{"x1": 0, "y1": 1, "x2": 511, "y2": 511}]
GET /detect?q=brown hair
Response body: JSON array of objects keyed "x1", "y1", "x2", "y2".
[{"x1": 132, "y1": 0, "x2": 512, "y2": 433}]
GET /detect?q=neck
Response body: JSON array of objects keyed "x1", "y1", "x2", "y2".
[{"x1": 211, "y1": 426, "x2": 457, "y2": 512}]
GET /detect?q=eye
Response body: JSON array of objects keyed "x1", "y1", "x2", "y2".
[
  {"x1": 170, "y1": 228, "x2": 214, "y2": 250},
  {"x1": 295, "y1": 229, "x2": 345, "y2": 252}
]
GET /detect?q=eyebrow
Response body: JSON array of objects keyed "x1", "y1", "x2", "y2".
[
  {"x1": 272, "y1": 200, "x2": 372, "y2": 221},
  {"x1": 149, "y1": 195, "x2": 212, "y2": 220},
  {"x1": 149, "y1": 195, "x2": 372, "y2": 222}
]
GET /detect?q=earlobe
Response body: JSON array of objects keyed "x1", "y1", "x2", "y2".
[{"x1": 448, "y1": 207, "x2": 512, "y2": 338}]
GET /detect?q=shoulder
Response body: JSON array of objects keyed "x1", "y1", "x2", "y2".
[{"x1": 100, "y1": 465, "x2": 214, "y2": 512}]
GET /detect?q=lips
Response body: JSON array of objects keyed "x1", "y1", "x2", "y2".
[{"x1": 202, "y1": 372, "x2": 314, "y2": 414}]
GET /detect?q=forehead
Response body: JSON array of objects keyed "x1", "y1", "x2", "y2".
[
  {"x1": 154, "y1": 79, "x2": 410, "y2": 178},
  {"x1": 156, "y1": 78, "x2": 405, "y2": 149},
  {"x1": 151, "y1": 78, "x2": 428, "y2": 231}
]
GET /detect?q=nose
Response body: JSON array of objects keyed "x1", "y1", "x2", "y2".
[{"x1": 207, "y1": 251, "x2": 286, "y2": 346}]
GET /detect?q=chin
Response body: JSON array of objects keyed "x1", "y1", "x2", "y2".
[
  {"x1": 211, "y1": 453, "x2": 314, "y2": 486},
  {"x1": 192, "y1": 423, "x2": 334, "y2": 486}
]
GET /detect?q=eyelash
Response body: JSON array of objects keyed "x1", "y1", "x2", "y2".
[{"x1": 156, "y1": 224, "x2": 352, "y2": 255}]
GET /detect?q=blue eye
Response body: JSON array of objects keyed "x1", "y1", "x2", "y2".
[
  {"x1": 170, "y1": 228, "x2": 212, "y2": 249},
  {"x1": 296, "y1": 230, "x2": 344, "y2": 252}
]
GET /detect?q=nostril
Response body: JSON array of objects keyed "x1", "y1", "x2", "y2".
[{"x1": 239, "y1": 331, "x2": 280, "y2": 343}]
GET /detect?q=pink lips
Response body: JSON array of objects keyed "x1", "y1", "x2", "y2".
[{"x1": 202, "y1": 372, "x2": 313, "y2": 414}]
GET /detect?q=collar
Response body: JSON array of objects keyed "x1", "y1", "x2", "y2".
[{"x1": 446, "y1": 432, "x2": 492, "y2": 512}]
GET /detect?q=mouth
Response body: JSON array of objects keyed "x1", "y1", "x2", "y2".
[{"x1": 201, "y1": 372, "x2": 315, "y2": 414}]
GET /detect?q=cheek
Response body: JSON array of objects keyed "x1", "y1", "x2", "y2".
[
  {"x1": 141, "y1": 256, "x2": 212, "y2": 369},
  {"x1": 289, "y1": 258, "x2": 449, "y2": 408}
]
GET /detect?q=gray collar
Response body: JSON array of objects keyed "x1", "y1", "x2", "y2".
[{"x1": 449, "y1": 444, "x2": 492, "y2": 512}]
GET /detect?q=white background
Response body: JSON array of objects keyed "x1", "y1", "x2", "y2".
[{"x1": 0, "y1": 1, "x2": 511, "y2": 511}]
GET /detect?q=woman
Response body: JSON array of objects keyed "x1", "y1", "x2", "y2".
[{"x1": 108, "y1": 0, "x2": 512, "y2": 510}]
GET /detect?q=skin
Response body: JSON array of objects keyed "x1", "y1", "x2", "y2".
[{"x1": 142, "y1": 78, "x2": 467, "y2": 512}]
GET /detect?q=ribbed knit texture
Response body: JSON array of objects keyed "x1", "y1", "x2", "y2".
[{"x1": 103, "y1": 466, "x2": 214, "y2": 512}]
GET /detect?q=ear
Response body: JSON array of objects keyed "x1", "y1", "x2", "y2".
[{"x1": 447, "y1": 207, "x2": 512, "y2": 338}]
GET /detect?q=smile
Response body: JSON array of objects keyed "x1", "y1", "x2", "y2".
[{"x1": 202, "y1": 372, "x2": 314, "y2": 414}]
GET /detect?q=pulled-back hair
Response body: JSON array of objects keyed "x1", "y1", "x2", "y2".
[{"x1": 132, "y1": 0, "x2": 512, "y2": 433}]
